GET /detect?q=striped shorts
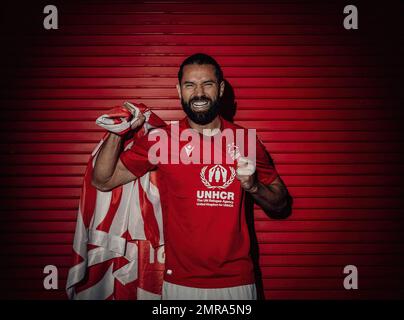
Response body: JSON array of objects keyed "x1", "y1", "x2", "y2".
[{"x1": 162, "y1": 280, "x2": 257, "y2": 300}]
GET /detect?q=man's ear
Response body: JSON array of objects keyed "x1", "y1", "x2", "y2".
[
  {"x1": 176, "y1": 84, "x2": 182, "y2": 100},
  {"x1": 219, "y1": 80, "x2": 225, "y2": 97}
]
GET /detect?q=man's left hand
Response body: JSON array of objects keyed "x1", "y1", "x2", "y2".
[{"x1": 236, "y1": 157, "x2": 258, "y2": 193}]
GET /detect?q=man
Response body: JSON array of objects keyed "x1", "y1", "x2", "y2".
[{"x1": 92, "y1": 53, "x2": 291, "y2": 300}]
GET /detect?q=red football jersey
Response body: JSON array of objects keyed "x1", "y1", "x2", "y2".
[{"x1": 120, "y1": 116, "x2": 278, "y2": 288}]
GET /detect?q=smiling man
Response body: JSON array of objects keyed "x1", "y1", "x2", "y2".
[{"x1": 91, "y1": 53, "x2": 292, "y2": 300}]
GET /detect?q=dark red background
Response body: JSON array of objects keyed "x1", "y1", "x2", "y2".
[{"x1": 0, "y1": 0, "x2": 403, "y2": 299}]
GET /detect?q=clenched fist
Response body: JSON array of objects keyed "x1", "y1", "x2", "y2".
[{"x1": 236, "y1": 156, "x2": 258, "y2": 193}]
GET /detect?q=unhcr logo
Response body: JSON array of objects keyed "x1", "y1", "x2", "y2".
[{"x1": 200, "y1": 165, "x2": 236, "y2": 189}]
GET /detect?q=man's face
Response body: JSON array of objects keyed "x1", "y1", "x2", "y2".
[{"x1": 177, "y1": 64, "x2": 225, "y2": 125}]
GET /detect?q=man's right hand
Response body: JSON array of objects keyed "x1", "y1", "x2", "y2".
[
  {"x1": 95, "y1": 101, "x2": 146, "y2": 136},
  {"x1": 123, "y1": 101, "x2": 146, "y2": 130}
]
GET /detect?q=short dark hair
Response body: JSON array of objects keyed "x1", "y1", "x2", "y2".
[{"x1": 178, "y1": 53, "x2": 224, "y2": 84}]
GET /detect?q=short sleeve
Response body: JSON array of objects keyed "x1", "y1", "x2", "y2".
[
  {"x1": 255, "y1": 138, "x2": 279, "y2": 185},
  {"x1": 119, "y1": 134, "x2": 157, "y2": 178}
]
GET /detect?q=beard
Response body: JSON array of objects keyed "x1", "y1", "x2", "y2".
[{"x1": 181, "y1": 95, "x2": 221, "y2": 125}]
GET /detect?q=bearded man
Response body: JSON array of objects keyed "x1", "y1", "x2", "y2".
[{"x1": 92, "y1": 53, "x2": 291, "y2": 300}]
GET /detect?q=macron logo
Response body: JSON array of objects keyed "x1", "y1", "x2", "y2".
[{"x1": 184, "y1": 144, "x2": 194, "y2": 157}]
